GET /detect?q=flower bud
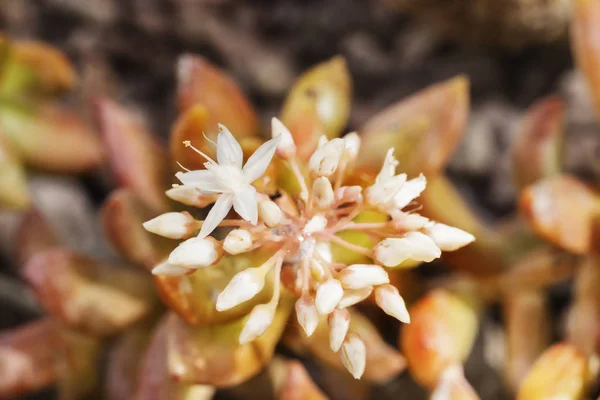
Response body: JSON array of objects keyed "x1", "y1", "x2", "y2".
[
  {"x1": 329, "y1": 308, "x2": 350, "y2": 352},
  {"x1": 216, "y1": 266, "x2": 267, "y2": 311},
  {"x1": 375, "y1": 232, "x2": 441, "y2": 267},
  {"x1": 375, "y1": 284, "x2": 410, "y2": 323},
  {"x1": 223, "y1": 229, "x2": 253, "y2": 255},
  {"x1": 143, "y1": 212, "x2": 195, "y2": 239},
  {"x1": 337, "y1": 286, "x2": 374, "y2": 309},
  {"x1": 340, "y1": 333, "x2": 366, "y2": 379},
  {"x1": 366, "y1": 174, "x2": 406, "y2": 207},
  {"x1": 304, "y1": 214, "x2": 328, "y2": 235},
  {"x1": 338, "y1": 264, "x2": 390, "y2": 289},
  {"x1": 343, "y1": 132, "x2": 361, "y2": 160},
  {"x1": 315, "y1": 279, "x2": 344, "y2": 315},
  {"x1": 166, "y1": 186, "x2": 217, "y2": 208},
  {"x1": 295, "y1": 295, "x2": 319, "y2": 337},
  {"x1": 424, "y1": 223, "x2": 475, "y2": 251},
  {"x1": 393, "y1": 174, "x2": 427, "y2": 209},
  {"x1": 168, "y1": 237, "x2": 221, "y2": 268},
  {"x1": 239, "y1": 303, "x2": 276, "y2": 344},
  {"x1": 334, "y1": 185, "x2": 363, "y2": 204},
  {"x1": 151, "y1": 261, "x2": 193, "y2": 276},
  {"x1": 391, "y1": 212, "x2": 431, "y2": 231},
  {"x1": 308, "y1": 138, "x2": 345, "y2": 177},
  {"x1": 258, "y1": 199, "x2": 283, "y2": 227},
  {"x1": 312, "y1": 177, "x2": 334, "y2": 209},
  {"x1": 271, "y1": 117, "x2": 296, "y2": 159}
]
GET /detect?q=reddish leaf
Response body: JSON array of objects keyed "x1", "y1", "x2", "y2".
[
  {"x1": 358, "y1": 76, "x2": 469, "y2": 178},
  {"x1": 96, "y1": 98, "x2": 169, "y2": 212},
  {"x1": 13, "y1": 208, "x2": 60, "y2": 266},
  {"x1": 0, "y1": 319, "x2": 99, "y2": 398},
  {"x1": 511, "y1": 96, "x2": 564, "y2": 189},
  {"x1": 278, "y1": 360, "x2": 329, "y2": 400},
  {"x1": 23, "y1": 248, "x2": 156, "y2": 336}
]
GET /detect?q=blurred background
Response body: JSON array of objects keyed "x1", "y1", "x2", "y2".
[{"x1": 1, "y1": 1, "x2": 600, "y2": 399}]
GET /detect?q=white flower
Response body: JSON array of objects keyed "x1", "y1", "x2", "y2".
[
  {"x1": 366, "y1": 149, "x2": 406, "y2": 208},
  {"x1": 308, "y1": 138, "x2": 345, "y2": 177},
  {"x1": 338, "y1": 264, "x2": 390, "y2": 289},
  {"x1": 223, "y1": 229, "x2": 253, "y2": 255},
  {"x1": 340, "y1": 333, "x2": 366, "y2": 379},
  {"x1": 424, "y1": 223, "x2": 475, "y2": 251},
  {"x1": 312, "y1": 177, "x2": 334, "y2": 209},
  {"x1": 143, "y1": 212, "x2": 195, "y2": 239},
  {"x1": 176, "y1": 124, "x2": 280, "y2": 238},
  {"x1": 375, "y1": 232, "x2": 441, "y2": 267},
  {"x1": 168, "y1": 237, "x2": 221, "y2": 268},
  {"x1": 304, "y1": 214, "x2": 328, "y2": 235},
  {"x1": 393, "y1": 174, "x2": 427, "y2": 209},
  {"x1": 271, "y1": 117, "x2": 296, "y2": 159},
  {"x1": 375, "y1": 284, "x2": 410, "y2": 323}
]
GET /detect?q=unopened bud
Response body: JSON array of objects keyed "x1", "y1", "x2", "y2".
[
  {"x1": 216, "y1": 266, "x2": 267, "y2": 311},
  {"x1": 239, "y1": 303, "x2": 276, "y2": 344},
  {"x1": 334, "y1": 185, "x2": 363, "y2": 204},
  {"x1": 295, "y1": 295, "x2": 319, "y2": 337},
  {"x1": 271, "y1": 117, "x2": 296, "y2": 159},
  {"x1": 393, "y1": 174, "x2": 427, "y2": 209},
  {"x1": 329, "y1": 308, "x2": 350, "y2": 352},
  {"x1": 258, "y1": 200, "x2": 283, "y2": 227},
  {"x1": 338, "y1": 264, "x2": 390, "y2": 289},
  {"x1": 312, "y1": 177, "x2": 334, "y2": 209},
  {"x1": 304, "y1": 214, "x2": 328, "y2": 235},
  {"x1": 424, "y1": 223, "x2": 475, "y2": 251},
  {"x1": 375, "y1": 232, "x2": 441, "y2": 267},
  {"x1": 315, "y1": 279, "x2": 344, "y2": 315},
  {"x1": 343, "y1": 132, "x2": 361, "y2": 160},
  {"x1": 143, "y1": 212, "x2": 195, "y2": 239},
  {"x1": 340, "y1": 333, "x2": 367, "y2": 379},
  {"x1": 151, "y1": 261, "x2": 193, "y2": 276},
  {"x1": 337, "y1": 286, "x2": 374, "y2": 308},
  {"x1": 168, "y1": 237, "x2": 221, "y2": 268},
  {"x1": 223, "y1": 229, "x2": 253, "y2": 255},
  {"x1": 391, "y1": 212, "x2": 431, "y2": 231},
  {"x1": 375, "y1": 284, "x2": 410, "y2": 323},
  {"x1": 166, "y1": 186, "x2": 217, "y2": 208},
  {"x1": 309, "y1": 138, "x2": 345, "y2": 177}
]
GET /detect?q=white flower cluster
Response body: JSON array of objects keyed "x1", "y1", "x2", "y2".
[{"x1": 143, "y1": 119, "x2": 475, "y2": 379}]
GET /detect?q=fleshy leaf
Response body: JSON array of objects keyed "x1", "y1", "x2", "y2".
[
  {"x1": 0, "y1": 103, "x2": 104, "y2": 173},
  {"x1": 401, "y1": 289, "x2": 478, "y2": 389},
  {"x1": 0, "y1": 134, "x2": 29, "y2": 209},
  {"x1": 520, "y1": 175, "x2": 600, "y2": 254},
  {"x1": 511, "y1": 96, "x2": 564, "y2": 189},
  {"x1": 0, "y1": 319, "x2": 99, "y2": 398},
  {"x1": 280, "y1": 56, "x2": 352, "y2": 159},
  {"x1": 96, "y1": 98, "x2": 169, "y2": 212},
  {"x1": 170, "y1": 104, "x2": 212, "y2": 171},
  {"x1": 177, "y1": 54, "x2": 259, "y2": 135},
  {"x1": 166, "y1": 297, "x2": 293, "y2": 387},
  {"x1": 23, "y1": 248, "x2": 156, "y2": 336},
  {"x1": 278, "y1": 360, "x2": 329, "y2": 400},
  {"x1": 134, "y1": 316, "x2": 216, "y2": 400},
  {"x1": 13, "y1": 208, "x2": 60, "y2": 266},
  {"x1": 503, "y1": 290, "x2": 550, "y2": 392},
  {"x1": 101, "y1": 189, "x2": 175, "y2": 270},
  {"x1": 571, "y1": 0, "x2": 600, "y2": 120},
  {"x1": 154, "y1": 248, "x2": 276, "y2": 326},
  {"x1": 357, "y1": 76, "x2": 469, "y2": 178},
  {"x1": 284, "y1": 308, "x2": 406, "y2": 383}
]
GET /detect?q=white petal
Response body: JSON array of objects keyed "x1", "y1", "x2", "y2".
[
  {"x1": 393, "y1": 174, "x2": 427, "y2": 209},
  {"x1": 338, "y1": 264, "x2": 390, "y2": 290},
  {"x1": 343, "y1": 132, "x2": 361, "y2": 160},
  {"x1": 199, "y1": 194, "x2": 234, "y2": 238},
  {"x1": 175, "y1": 170, "x2": 220, "y2": 193},
  {"x1": 312, "y1": 177, "x2": 334, "y2": 208},
  {"x1": 315, "y1": 279, "x2": 344, "y2": 315},
  {"x1": 243, "y1": 136, "x2": 281, "y2": 182},
  {"x1": 308, "y1": 138, "x2": 345, "y2": 177},
  {"x1": 329, "y1": 308, "x2": 350, "y2": 352},
  {"x1": 424, "y1": 223, "x2": 475, "y2": 251},
  {"x1": 295, "y1": 295, "x2": 319, "y2": 337},
  {"x1": 239, "y1": 303, "x2": 275, "y2": 344},
  {"x1": 216, "y1": 267, "x2": 266, "y2": 311},
  {"x1": 217, "y1": 124, "x2": 243, "y2": 168},
  {"x1": 375, "y1": 284, "x2": 410, "y2": 323},
  {"x1": 168, "y1": 237, "x2": 220, "y2": 268},
  {"x1": 152, "y1": 261, "x2": 192, "y2": 276},
  {"x1": 166, "y1": 186, "x2": 217, "y2": 208},
  {"x1": 271, "y1": 117, "x2": 296, "y2": 158},
  {"x1": 340, "y1": 333, "x2": 366, "y2": 379},
  {"x1": 143, "y1": 212, "x2": 195, "y2": 239},
  {"x1": 233, "y1": 185, "x2": 258, "y2": 225},
  {"x1": 377, "y1": 148, "x2": 399, "y2": 182}
]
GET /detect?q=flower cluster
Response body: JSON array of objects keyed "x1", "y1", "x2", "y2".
[{"x1": 143, "y1": 119, "x2": 475, "y2": 379}]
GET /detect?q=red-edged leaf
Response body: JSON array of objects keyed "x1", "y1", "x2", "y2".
[
  {"x1": 96, "y1": 98, "x2": 169, "y2": 212},
  {"x1": 23, "y1": 248, "x2": 156, "y2": 336}
]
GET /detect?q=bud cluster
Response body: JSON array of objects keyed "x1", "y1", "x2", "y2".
[{"x1": 143, "y1": 119, "x2": 475, "y2": 379}]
